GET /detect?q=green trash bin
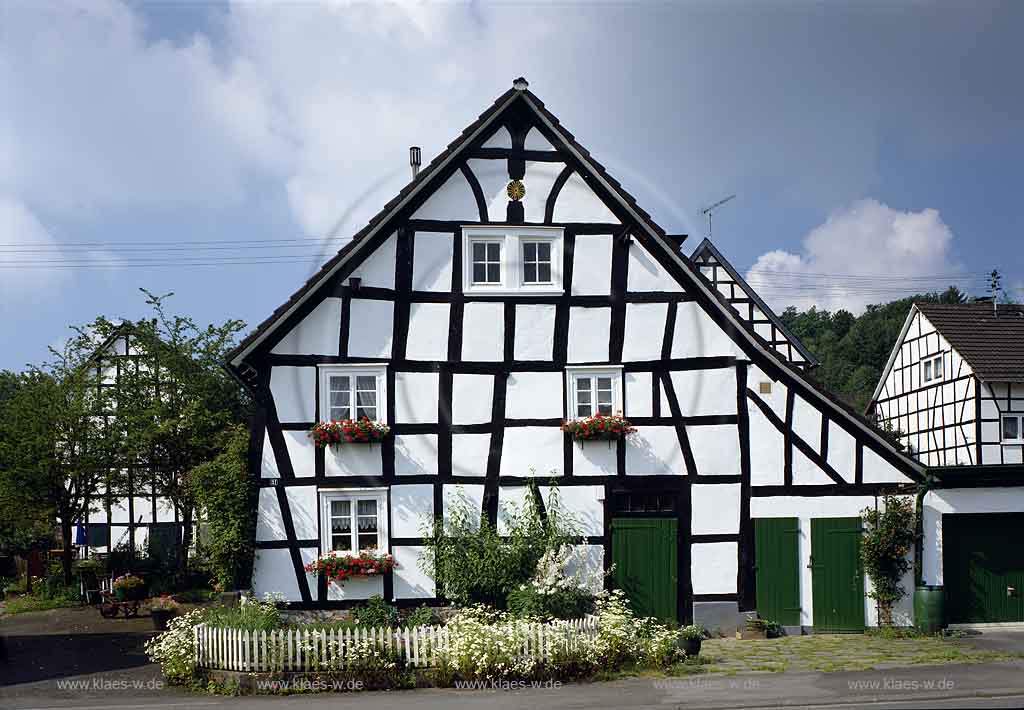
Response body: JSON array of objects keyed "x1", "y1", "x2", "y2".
[{"x1": 914, "y1": 585, "x2": 945, "y2": 633}]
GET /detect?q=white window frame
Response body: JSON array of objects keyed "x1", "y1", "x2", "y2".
[
  {"x1": 565, "y1": 365, "x2": 624, "y2": 419},
  {"x1": 462, "y1": 226, "x2": 563, "y2": 295},
  {"x1": 317, "y1": 364, "x2": 388, "y2": 423},
  {"x1": 318, "y1": 488, "x2": 389, "y2": 555},
  {"x1": 922, "y1": 354, "x2": 943, "y2": 383},
  {"x1": 1002, "y1": 414, "x2": 1022, "y2": 443}
]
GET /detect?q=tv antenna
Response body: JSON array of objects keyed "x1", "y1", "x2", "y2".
[{"x1": 701, "y1": 194, "x2": 736, "y2": 240}]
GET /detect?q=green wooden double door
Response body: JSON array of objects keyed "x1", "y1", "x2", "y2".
[
  {"x1": 754, "y1": 517, "x2": 865, "y2": 632},
  {"x1": 944, "y1": 513, "x2": 1024, "y2": 624},
  {"x1": 611, "y1": 518, "x2": 678, "y2": 621}
]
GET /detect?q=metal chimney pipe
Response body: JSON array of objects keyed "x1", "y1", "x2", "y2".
[{"x1": 409, "y1": 146, "x2": 421, "y2": 178}]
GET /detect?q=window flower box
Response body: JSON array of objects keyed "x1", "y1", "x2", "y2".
[
  {"x1": 561, "y1": 412, "x2": 636, "y2": 444},
  {"x1": 304, "y1": 551, "x2": 396, "y2": 584},
  {"x1": 309, "y1": 418, "x2": 390, "y2": 449}
]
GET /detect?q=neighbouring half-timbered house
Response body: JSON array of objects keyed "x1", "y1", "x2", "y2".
[
  {"x1": 77, "y1": 326, "x2": 191, "y2": 564},
  {"x1": 227, "y1": 79, "x2": 935, "y2": 632},
  {"x1": 868, "y1": 301, "x2": 1024, "y2": 625}
]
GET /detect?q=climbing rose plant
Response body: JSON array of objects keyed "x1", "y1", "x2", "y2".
[
  {"x1": 306, "y1": 551, "x2": 396, "y2": 583},
  {"x1": 860, "y1": 496, "x2": 917, "y2": 627},
  {"x1": 310, "y1": 418, "x2": 390, "y2": 448},
  {"x1": 561, "y1": 413, "x2": 636, "y2": 442}
]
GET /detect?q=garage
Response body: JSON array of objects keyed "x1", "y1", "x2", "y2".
[{"x1": 943, "y1": 512, "x2": 1024, "y2": 624}]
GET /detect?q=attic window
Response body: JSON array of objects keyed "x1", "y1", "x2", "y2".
[
  {"x1": 462, "y1": 226, "x2": 563, "y2": 294},
  {"x1": 566, "y1": 366, "x2": 623, "y2": 418},
  {"x1": 922, "y1": 354, "x2": 943, "y2": 383},
  {"x1": 759, "y1": 381, "x2": 773, "y2": 395}
]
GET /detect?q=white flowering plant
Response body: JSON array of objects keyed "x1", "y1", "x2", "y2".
[{"x1": 143, "y1": 608, "x2": 206, "y2": 685}]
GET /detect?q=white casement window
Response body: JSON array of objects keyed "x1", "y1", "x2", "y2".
[
  {"x1": 922, "y1": 354, "x2": 943, "y2": 383},
  {"x1": 319, "y1": 488, "x2": 388, "y2": 553},
  {"x1": 462, "y1": 226, "x2": 563, "y2": 294},
  {"x1": 318, "y1": 365, "x2": 387, "y2": 422},
  {"x1": 565, "y1": 366, "x2": 624, "y2": 418},
  {"x1": 1002, "y1": 415, "x2": 1022, "y2": 442}
]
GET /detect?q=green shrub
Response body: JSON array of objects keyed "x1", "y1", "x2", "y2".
[
  {"x1": 403, "y1": 604, "x2": 437, "y2": 628},
  {"x1": 202, "y1": 594, "x2": 281, "y2": 631},
  {"x1": 351, "y1": 595, "x2": 400, "y2": 628},
  {"x1": 507, "y1": 584, "x2": 594, "y2": 620},
  {"x1": 861, "y1": 496, "x2": 917, "y2": 627}
]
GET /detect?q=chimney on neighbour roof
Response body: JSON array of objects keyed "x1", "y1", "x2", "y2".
[{"x1": 409, "y1": 146, "x2": 421, "y2": 179}]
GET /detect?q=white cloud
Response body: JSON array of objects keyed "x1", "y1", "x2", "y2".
[
  {"x1": 0, "y1": 196, "x2": 68, "y2": 303},
  {"x1": 745, "y1": 199, "x2": 962, "y2": 314}
]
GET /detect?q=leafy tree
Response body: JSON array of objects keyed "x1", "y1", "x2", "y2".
[
  {"x1": 115, "y1": 289, "x2": 249, "y2": 583},
  {"x1": 0, "y1": 349, "x2": 125, "y2": 585},
  {"x1": 860, "y1": 496, "x2": 917, "y2": 627},
  {"x1": 188, "y1": 424, "x2": 256, "y2": 591}
]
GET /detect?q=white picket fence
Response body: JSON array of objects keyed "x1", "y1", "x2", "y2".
[{"x1": 193, "y1": 616, "x2": 599, "y2": 672}]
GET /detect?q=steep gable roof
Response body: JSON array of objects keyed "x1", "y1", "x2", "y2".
[
  {"x1": 916, "y1": 302, "x2": 1024, "y2": 383},
  {"x1": 227, "y1": 79, "x2": 922, "y2": 478},
  {"x1": 691, "y1": 237, "x2": 818, "y2": 368}
]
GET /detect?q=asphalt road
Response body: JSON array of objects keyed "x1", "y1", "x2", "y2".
[{"x1": 3, "y1": 607, "x2": 1024, "y2": 710}]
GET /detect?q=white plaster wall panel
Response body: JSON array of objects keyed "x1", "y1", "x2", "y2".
[
  {"x1": 672, "y1": 303, "x2": 745, "y2": 359},
  {"x1": 754, "y1": 323, "x2": 773, "y2": 340},
  {"x1": 285, "y1": 487, "x2": 318, "y2": 540},
  {"x1": 552, "y1": 172, "x2": 619, "y2": 223},
  {"x1": 88, "y1": 507, "x2": 108, "y2": 524},
  {"x1": 625, "y1": 372, "x2": 653, "y2": 418},
  {"x1": 573, "y1": 440, "x2": 618, "y2": 476},
  {"x1": 411, "y1": 170, "x2": 478, "y2": 221},
  {"x1": 524, "y1": 126, "x2": 556, "y2": 151},
  {"x1": 622, "y1": 303, "x2": 668, "y2": 362},
  {"x1": 110, "y1": 526, "x2": 128, "y2": 548},
  {"x1": 670, "y1": 368, "x2": 737, "y2": 417},
  {"x1": 452, "y1": 374, "x2": 494, "y2": 425},
  {"x1": 571, "y1": 235, "x2": 612, "y2": 296},
  {"x1": 252, "y1": 548, "x2": 301, "y2": 601},
  {"x1": 981, "y1": 444, "x2": 1002, "y2": 465},
  {"x1": 133, "y1": 527, "x2": 149, "y2": 552},
  {"x1": 444, "y1": 484, "x2": 485, "y2": 529},
  {"x1": 110, "y1": 499, "x2": 129, "y2": 524},
  {"x1": 826, "y1": 421, "x2": 856, "y2": 483},
  {"x1": 390, "y1": 484, "x2": 434, "y2": 538},
  {"x1": 691, "y1": 484, "x2": 741, "y2": 535},
  {"x1": 565, "y1": 544, "x2": 604, "y2": 593},
  {"x1": 981, "y1": 421, "x2": 1000, "y2": 442},
  {"x1": 792, "y1": 446, "x2": 830, "y2": 486},
  {"x1": 347, "y1": 299, "x2": 394, "y2": 359},
  {"x1": 688, "y1": 425, "x2": 741, "y2": 475},
  {"x1": 462, "y1": 302, "x2": 504, "y2": 361},
  {"x1": 522, "y1": 161, "x2": 562, "y2": 223},
  {"x1": 506, "y1": 371, "x2": 563, "y2": 419},
  {"x1": 256, "y1": 489, "x2": 285, "y2": 541},
  {"x1": 500, "y1": 427, "x2": 564, "y2": 477},
  {"x1": 627, "y1": 242, "x2": 684, "y2": 293},
  {"x1": 284, "y1": 430, "x2": 315, "y2": 477},
  {"x1": 394, "y1": 372, "x2": 439, "y2": 424},
  {"x1": 538, "y1": 485, "x2": 603, "y2": 536},
  {"x1": 405, "y1": 303, "x2": 450, "y2": 361},
  {"x1": 349, "y1": 232, "x2": 396, "y2": 289},
  {"x1": 861, "y1": 446, "x2": 912, "y2": 484},
  {"x1": 625, "y1": 426, "x2": 685, "y2": 475},
  {"x1": 791, "y1": 395, "x2": 822, "y2": 451},
  {"x1": 270, "y1": 298, "x2": 342, "y2": 356},
  {"x1": 691, "y1": 542, "x2": 738, "y2": 594},
  {"x1": 481, "y1": 125, "x2": 512, "y2": 149},
  {"x1": 749, "y1": 368, "x2": 787, "y2": 420},
  {"x1": 156, "y1": 499, "x2": 177, "y2": 523},
  {"x1": 497, "y1": 486, "x2": 532, "y2": 535},
  {"x1": 328, "y1": 574, "x2": 383, "y2": 601},
  {"x1": 567, "y1": 307, "x2": 611, "y2": 363},
  {"x1": 412, "y1": 232, "x2": 453, "y2": 292},
  {"x1": 1005, "y1": 446, "x2": 1024, "y2": 465},
  {"x1": 270, "y1": 367, "x2": 316, "y2": 423},
  {"x1": 131, "y1": 497, "x2": 151, "y2": 521},
  {"x1": 261, "y1": 432, "x2": 280, "y2": 478},
  {"x1": 514, "y1": 304, "x2": 555, "y2": 361},
  {"x1": 324, "y1": 444, "x2": 383, "y2": 477},
  {"x1": 393, "y1": 546, "x2": 435, "y2": 599},
  {"x1": 467, "y1": 159, "x2": 510, "y2": 221},
  {"x1": 395, "y1": 434, "x2": 439, "y2": 476},
  {"x1": 922, "y1": 487, "x2": 1024, "y2": 585},
  {"x1": 451, "y1": 434, "x2": 491, "y2": 476}
]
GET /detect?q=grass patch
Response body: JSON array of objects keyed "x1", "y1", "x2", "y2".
[{"x1": 3, "y1": 593, "x2": 80, "y2": 615}]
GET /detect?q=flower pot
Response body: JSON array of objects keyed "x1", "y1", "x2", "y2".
[
  {"x1": 678, "y1": 637, "x2": 702, "y2": 657},
  {"x1": 151, "y1": 608, "x2": 176, "y2": 631}
]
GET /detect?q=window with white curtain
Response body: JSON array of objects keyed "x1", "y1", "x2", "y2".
[
  {"x1": 317, "y1": 364, "x2": 387, "y2": 422},
  {"x1": 319, "y1": 488, "x2": 388, "y2": 553}
]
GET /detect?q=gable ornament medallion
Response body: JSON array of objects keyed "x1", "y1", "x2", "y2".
[{"x1": 506, "y1": 179, "x2": 526, "y2": 202}]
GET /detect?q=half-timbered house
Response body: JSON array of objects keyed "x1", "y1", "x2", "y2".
[{"x1": 227, "y1": 79, "x2": 935, "y2": 632}]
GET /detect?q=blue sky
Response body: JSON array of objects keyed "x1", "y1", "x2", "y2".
[{"x1": 2, "y1": 1, "x2": 1022, "y2": 371}]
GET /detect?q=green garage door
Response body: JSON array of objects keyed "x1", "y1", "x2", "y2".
[
  {"x1": 611, "y1": 518, "x2": 678, "y2": 622},
  {"x1": 810, "y1": 517, "x2": 865, "y2": 633},
  {"x1": 754, "y1": 518, "x2": 801, "y2": 626},
  {"x1": 944, "y1": 513, "x2": 1024, "y2": 624}
]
